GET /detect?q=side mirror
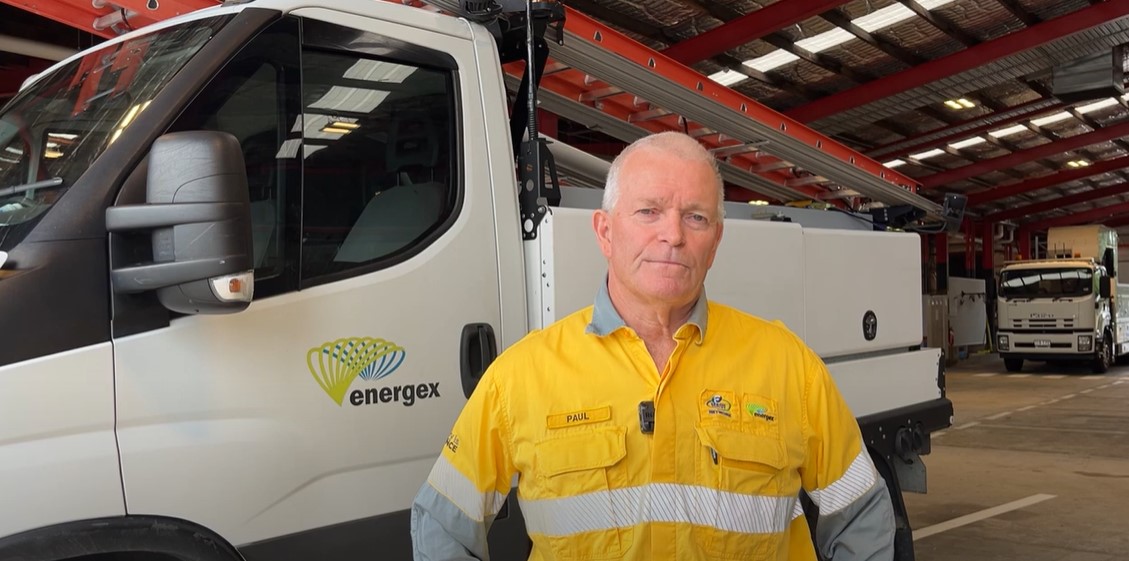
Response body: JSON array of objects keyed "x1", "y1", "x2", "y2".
[
  {"x1": 106, "y1": 131, "x2": 254, "y2": 314},
  {"x1": 1100, "y1": 276, "x2": 1112, "y2": 299}
]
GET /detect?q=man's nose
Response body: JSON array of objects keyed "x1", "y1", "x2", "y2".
[{"x1": 657, "y1": 212, "x2": 685, "y2": 246}]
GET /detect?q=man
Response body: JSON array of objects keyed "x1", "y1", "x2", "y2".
[{"x1": 411, "y1": 132, "x2": 895, "y2": 560}]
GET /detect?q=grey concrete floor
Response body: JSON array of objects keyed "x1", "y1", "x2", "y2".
[{"x1": 904, "y1": 353, "x2": 1129, "y2": 561}]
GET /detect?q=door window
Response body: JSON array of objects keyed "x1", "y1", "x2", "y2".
[{"x1": 299, "y1": 48, "x2": 458, "y2": 283}]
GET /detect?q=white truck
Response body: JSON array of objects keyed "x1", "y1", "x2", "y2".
[
  {"x1": 0, "y1": 1, "x2": 951, "y2": 559},
  {"x1": 997, "y1": 225, "x2": 1129, "y2": 373}
]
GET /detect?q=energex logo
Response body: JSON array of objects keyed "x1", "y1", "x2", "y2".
[{"x1": 307, "y1": 337, "x2": 440, "y2": 407}]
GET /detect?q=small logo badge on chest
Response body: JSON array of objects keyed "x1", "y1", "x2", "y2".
[
  {"x1": 705, "y1": 394, "x2": 732, "y2": 417},
  {"x1": 746, "y1": 403, "x2": 776, "y2": 422}
]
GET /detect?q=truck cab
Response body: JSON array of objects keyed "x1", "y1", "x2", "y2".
[
  {"x1": 997, "y1": 259, "x2": 1108, "y2": 371},
  {"x1": 0, "y1": 4, "x2": 532, "y2": 559}
]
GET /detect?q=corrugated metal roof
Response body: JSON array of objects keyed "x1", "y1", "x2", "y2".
[{"x1": 555, "y1": 0, "x2": 1129, "y2": 229}]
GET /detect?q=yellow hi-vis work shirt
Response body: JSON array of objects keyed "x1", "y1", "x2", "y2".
[{"x1": 412, "y1": 287, "x2": 895, "y2": 561}]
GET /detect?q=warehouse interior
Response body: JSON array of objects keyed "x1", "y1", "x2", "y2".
[{"x1": 1, "y1": 1, "x2": 1128, "y2": 560}]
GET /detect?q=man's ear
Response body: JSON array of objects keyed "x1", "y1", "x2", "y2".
[{"x1": 593, "y1": 209, "x2": 612, "y2": 258}]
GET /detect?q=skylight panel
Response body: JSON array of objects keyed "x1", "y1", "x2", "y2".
[
  {"x1": 1076, "y1": 98, "x2": 1120, "y2": 114},
  {"x1": 855, "y1": 4, "x2": 915, "y2": 33},
  {"x1": 795, "y1": 28, "x2": 854, "y2": 53},
  {"x1": 989, "y1": 124, "x2": 1030, "y2": 138},
  {"x1": 950, "y1": 137, "x2": 987, "y2": 149},
  {"x1": 1030, "y1": 112, "x2": 1073, "y2": 127},
  {"x1": 742, "y1": 51, "x2": 800, "y2": 73},
  {"x1": 910, "y1": 148, "x2": 946, "y2": 160},
  {"x1": 708, "y1": 69, "x2": 748, "y2": 87},
  {"x1": 918, "y1": 0, "x2": 956, "y2": 9}
]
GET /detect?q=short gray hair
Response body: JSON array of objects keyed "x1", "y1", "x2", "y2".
[{"x1": 603, "y1": 132, "x2": 725, "y2": 218}]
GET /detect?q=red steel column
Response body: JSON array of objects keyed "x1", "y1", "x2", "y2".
[{"x1": 981, "y1": 221, "x2": 995, "y2": 272}]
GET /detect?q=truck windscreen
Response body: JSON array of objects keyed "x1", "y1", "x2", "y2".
[
  {"x1": 1000, "y1": 267, "x2": 1094, "y2": 299},
  {"x1": 0, "y1": 15, "x2": 231, "y2": 252}
]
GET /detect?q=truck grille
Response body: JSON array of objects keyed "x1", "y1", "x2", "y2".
[{"x1": 1011, "y1": 318, "x2": 1074, "y2": 329}]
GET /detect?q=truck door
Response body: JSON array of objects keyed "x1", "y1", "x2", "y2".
[{"x1": 110, "y1": 14, "x2": 519, "y2": 559}]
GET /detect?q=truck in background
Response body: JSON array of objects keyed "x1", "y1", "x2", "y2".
[
  {"x1": 0, "y1": 1, "x2": 950, "y2": 560},
  {"x1": 997, "y1": 225, "x2": 1129, "y2": 373}
]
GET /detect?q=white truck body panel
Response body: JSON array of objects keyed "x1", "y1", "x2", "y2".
[
  {"x1": 0, "y1": 343, "x2": 123, "y2": 537},
  {"x1": 534, "y1": 206, "x2": 942, "y2": 419},
  {"x1": 825, "y1": 350, "x2": 942, "y2": 418},
  {"x1": 115, "y1": 206, "x2": 501, "y2": 546},
  {"x1": 802, "y1": 228, "x2": 924, "y2": 357}
]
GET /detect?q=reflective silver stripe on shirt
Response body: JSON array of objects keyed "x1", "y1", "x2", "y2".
[
  {"x1": 792, "y1": 498, "x2": 806, "y2": 520},
  {"x1": 520, "y1": 483, "x2": 796, "y2": 536},
  {"x1": 808, "y1": 450, "x2": 878, "y2": 516},
  {"x1": 426, "y1": 454, "x2": 507, "y2": 522}
]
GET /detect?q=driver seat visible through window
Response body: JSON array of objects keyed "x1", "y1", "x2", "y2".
[{"x1": 334, "y1": 115, "x2": 447, "y2": 263}]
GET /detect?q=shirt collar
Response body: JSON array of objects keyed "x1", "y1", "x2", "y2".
[{"x1": 585, "y1": 279, "x2": 708, "y2": 344}]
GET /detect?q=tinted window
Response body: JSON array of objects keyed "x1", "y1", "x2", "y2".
[{"x1": 299, "y1": 49, "x2": 457, "y2": 282}]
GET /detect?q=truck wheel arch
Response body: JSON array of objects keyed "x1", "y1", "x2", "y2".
[{"x1": 0, "y1": 516, "x2": 243, "y2": 561}]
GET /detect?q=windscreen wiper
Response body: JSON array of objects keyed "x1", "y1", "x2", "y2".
[{"x1": 0, "y1": 177, "x2": 64, "y2": 198}]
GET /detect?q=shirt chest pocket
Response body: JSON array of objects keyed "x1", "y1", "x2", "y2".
[
  {"x1": 527, "y1": 426, "x2": 633, "y2": 560},
  {"x1": 697, "y1": 427, "x2": 788, "y2": 491},
  {"x1": 692, "y1": 427, "x2": 795, "y2": 560}
]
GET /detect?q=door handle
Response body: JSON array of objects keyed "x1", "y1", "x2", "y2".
[{"x1": 460, "y1": 323, "x2": 497, "y2": 398}]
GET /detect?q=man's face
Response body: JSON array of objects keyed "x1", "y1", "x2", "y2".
[{"x1": 593, "y1": 148, "x2": 724, "y2": 309}]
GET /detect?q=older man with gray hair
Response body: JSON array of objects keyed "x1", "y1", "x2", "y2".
[{"x1": 411, "y1": 131, "x2": 895, "y2": 561}]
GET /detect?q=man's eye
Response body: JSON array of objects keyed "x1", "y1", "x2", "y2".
[
  {"x1": 688, "y1": 214, "x2": 708, "y2": 223},
  {"x1": 638, "y1": 208, "x2": 656, "y2": 215}
]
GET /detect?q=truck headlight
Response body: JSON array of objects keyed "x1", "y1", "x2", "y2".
[
  {"x1": 1078, "y1": 335, "x2": 1093, "y2": 352},
  {"x1": 998, "y1": 334, "x2": 1009, "y2": 351}
]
